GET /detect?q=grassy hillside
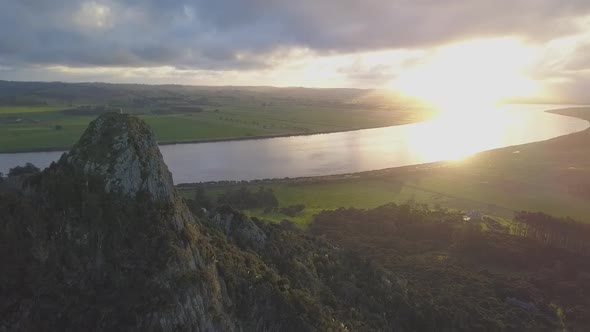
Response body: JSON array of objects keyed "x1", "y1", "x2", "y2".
[
  {"x1": 0, "y1": 81, "x2": 431, "y2": 152},
  {"x1": 180, "y1": 108, "x2": 590, "y2": 225}
]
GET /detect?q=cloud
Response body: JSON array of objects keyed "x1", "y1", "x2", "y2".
[
  {"x1": 2, "y1": 0, "x2": 590, "y2": 102},
  {"x1": 2, "y1": 0, "x2": 590, "y2": 71},
  {"x1": 73, "y1": 1, "x2": 114, "y2": 30}
]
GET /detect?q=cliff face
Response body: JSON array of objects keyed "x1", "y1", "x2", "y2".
[
  {"x1": 61, "y1": 113, "x2": 200, "y2": 237},
  {"x1": 65, "y1": 113, "x2": 174, "y2": 201},
  {"x1": 0, "y1": 113, "x2": 409, "y2": 331}
]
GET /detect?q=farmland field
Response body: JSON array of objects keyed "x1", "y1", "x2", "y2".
[
  {"x1": 0, "y1": 82, "x2": 430, "y2": 152},
  {"x1": 0, "y1": 106, "x2": 68, "y2": 114}
]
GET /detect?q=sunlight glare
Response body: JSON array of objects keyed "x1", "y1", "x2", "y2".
[
  {"x1": 387, "y1": 39, "x2": 539, "y2": 160},
  {"x1": 405, "y1": 109, "x2": 518, "y2": 161},
  {"x1": 390, "y1": 38, "x2": 538, "y2": 117}
]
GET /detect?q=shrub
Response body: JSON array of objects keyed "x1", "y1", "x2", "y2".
[
  {"x1": 8, "y1": 162, "x2": 40, "y2": 177},
  {"x1": 279, "y1": 204, "x2": 305, "y2": 217},
  {"x1": 217, "y1": 187, "x2": 278, "y2": 210}
]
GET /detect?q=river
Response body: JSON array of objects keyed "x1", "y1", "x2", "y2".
[{"x1": 0, "y1": 105, "x2": 588, "y2": 183}]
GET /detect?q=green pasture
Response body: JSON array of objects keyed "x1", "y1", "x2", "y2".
[
  {"x1": 0, "y1": 106, "x2": 68, "y2": 114},
  {"x1": 0, "y1": 104, "x2": 423, "y2": 152}
]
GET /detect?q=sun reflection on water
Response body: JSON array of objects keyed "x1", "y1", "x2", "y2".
[{"x1": 405, "y1": 105, "x2": 526, "y2": 161}]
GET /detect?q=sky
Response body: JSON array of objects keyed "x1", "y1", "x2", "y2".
[{"x1": 1, "y1": 0, "x2": 590, "y2": 102}]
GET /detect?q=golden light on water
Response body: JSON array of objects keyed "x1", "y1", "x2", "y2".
[
  {"x1": 405, "y1": 110, "x2": 520, "y2": 161},
  {"x1": 386, "y1": 38, "x2": 540, "y2": 161}
]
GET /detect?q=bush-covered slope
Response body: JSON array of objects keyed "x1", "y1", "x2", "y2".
[{"x1": 310, "y1": 204, "x2": 590, "y2": 331}]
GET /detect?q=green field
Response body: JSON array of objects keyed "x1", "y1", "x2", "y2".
[
  {"x1": 0, "y1": 106, "x2": 68, "y2": 114},
  {"x1": 180, "y1": 108, "x2": 590, "y2": 226},
  {"x1": 0, "y1": 109, "x2": 423, "y2": 152},
  {"x1": 0, "y1": 82, "x2": 432, "y2": 152},
  {"x1": 181, "y1": 176, "x2": 525, "y2": 227}
]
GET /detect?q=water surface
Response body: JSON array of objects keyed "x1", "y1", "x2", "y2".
[{"x1": 1, "y1": 105, "x2": 588, "y2": 183}]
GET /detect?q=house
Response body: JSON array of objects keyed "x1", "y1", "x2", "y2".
[{"x1": 463, "y1": 210, "x2": 483, "y2": 221}]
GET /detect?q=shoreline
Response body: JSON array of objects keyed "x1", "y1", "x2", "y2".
[
  {"x1": 1, "y1": 106, "x2": 586, "y2": 155},
  {"x1": 177, "y1": 107, "x2": 590, "y2": 188},
  {"x1": 176, "y1": 123, "x2": 590, "y2": 189},
  {"x1": 0, "y1": 122, "x2": 415, "y2": 154},
  {"x1": 5, "y1": 108, "x2": 586, "y2": 186},
  {"x1": 176, "y1": 160, "x2": 455, "y2": 190}
]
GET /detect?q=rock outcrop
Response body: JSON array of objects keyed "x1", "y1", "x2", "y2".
[
  {"x1": 60, "y1": 113, "x2": 194, "y2": 233},
  {"x1": 211, "y1": 205, "x2": 267, "y2": 250},
  {"x1": 64, "y1": 113, "x2": 175, "y2": 201},
  {"x1": 21, "y1": 113, "x2": 235, "y2": 330}
]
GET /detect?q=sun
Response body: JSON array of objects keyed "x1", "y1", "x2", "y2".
[{"x1": 390, "y1": 38, "x2": 538, "y2": 117}]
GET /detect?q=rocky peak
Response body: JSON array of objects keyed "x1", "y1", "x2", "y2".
[
  {"x1": 62, "y1": 112, "x2": 174, "y2": 201},
  {"x1": 41, "y1": 113, "x2": 233, "y2": 330}
]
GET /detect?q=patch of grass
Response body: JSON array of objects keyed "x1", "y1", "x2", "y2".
[
  {"x1": 142, "y1": 114, "x2": 276, "y2": 141},
  {"x1": 183, "y1": 179, "x2": 515, "y2": 226},
  {"x1": 0, "y1": 105, "x2": 427, "y2": 152},
  {"x1": 213, "y1": 104, "x2": 423, "y2": 131},
  {"x1": 0, "y1": 116, "x2": 94, "y2": 151},
  {"x1": 0, "y1": 106, "x2": 67, "y2": 114}
]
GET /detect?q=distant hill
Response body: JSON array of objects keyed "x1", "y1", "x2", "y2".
[{"x1": 0, "y1": 80, "x2": 418, "y2": 109}]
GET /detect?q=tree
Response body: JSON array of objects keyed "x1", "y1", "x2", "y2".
[
  {"x1": 217, "y1": 186, "x2": 278, "y2": 210},
  {"x1": 8, "y1": 162, "x2": 40, "y2": 177},
  {"x1": 193, "y1": 185, "x2": 212, "y2": 210}
]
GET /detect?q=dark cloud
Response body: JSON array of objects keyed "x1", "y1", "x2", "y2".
[{"x1": 1, "y1": 0, "x2": 590, "y2": 71}]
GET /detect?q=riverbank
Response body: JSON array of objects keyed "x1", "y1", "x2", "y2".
[
  {"x1": 179, "y1": 107, "x2": 590, "y2": 225},
  {"x1": 0, "y1": 102, "x2": 429, "y2": 153},
  {"x1": 1, "y1": 105, "x2": 581, "y2": 154},
  {"x1": 0, "y1": 124, "x2": 407, "y2": 154}
]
